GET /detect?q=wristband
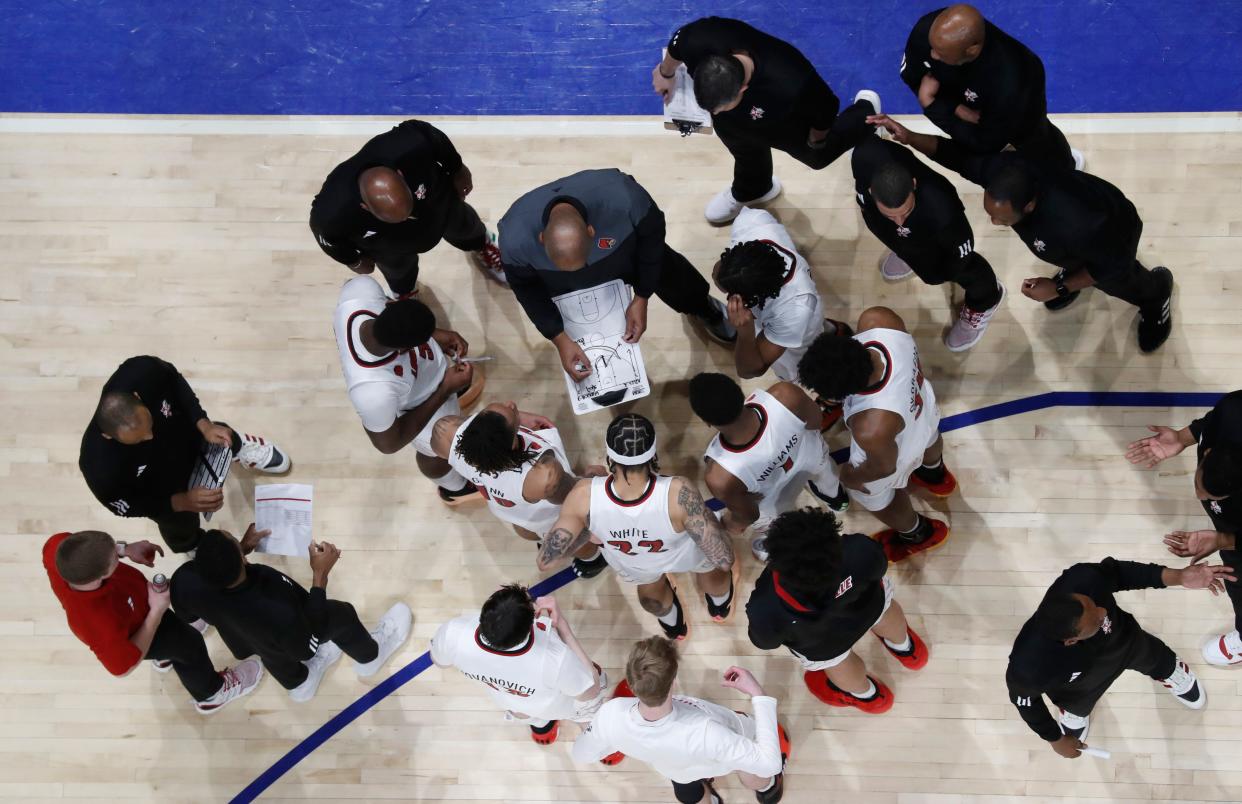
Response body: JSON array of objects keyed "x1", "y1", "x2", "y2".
[
  {"x1": 115, "y1": 541, "x2": 128, "y2": 558},
  {"x1": 659, "y1": 69, "x2": 676, "y2": 79}
]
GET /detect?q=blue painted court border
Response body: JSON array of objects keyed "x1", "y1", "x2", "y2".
[{"x1": 232, "y1": 389, "x2": 1224, "y2": 802}]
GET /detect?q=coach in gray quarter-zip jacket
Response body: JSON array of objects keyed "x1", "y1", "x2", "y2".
[{"x1": 499, "y1": 168, "x2": 736, "y2": 382}]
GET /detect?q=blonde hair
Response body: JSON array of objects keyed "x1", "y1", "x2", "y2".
[{"x1": 626, "y1": 636, "x2": 679, "y2": 706}]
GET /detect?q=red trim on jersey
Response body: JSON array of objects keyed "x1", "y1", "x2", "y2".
[
  {"x1": 758, "y1": 239, "x2": 799, "y2": 287},
  {"x1": 344, "y1": 309, "x2": 398, "y2": 368},
  {"x1": 857, "y1": 342, "x2": 893, "y2": 396},
  {"x1": 604, "y1": 475, "x2": 657, "y2": 507},
  {"x1": 771, "y1": 571, "x2": 812, "y2": 613},
  {"x1": 474, "y1": 625, "x2": 535, "y2": 657},
  {"x1": 719, "y1": 403, "x2": 768, "y2": 453}
]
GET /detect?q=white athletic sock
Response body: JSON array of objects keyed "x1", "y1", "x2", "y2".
[
  {"x1": 431, "y1": 467, "x2": 468, "y2": 491},
  {"x1": 921, "y1": 458, "x2": 943, "y2": 470},
  {"x1": 757, "y1": 777, "x2": 776, "y2": 793},
  {"x1": 853, "y1": 679, "x2": 877, "y2": 699},
  {"x1": 656, "y1": 598, "x2": 682, "y2": 626},
  {"x1": 708, "y1": 589, "x2": 732, "y2": 606},
  {"x1": 883, "y1": 631, "x2": 912, "y2": 653},
  {"x1": 577, "y1": 546, "x2": 601, "y2": 561}
]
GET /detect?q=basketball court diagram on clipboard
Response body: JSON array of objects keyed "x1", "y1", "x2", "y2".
[{"x1": 553, "y1": 279, "x2": 651, "y2": 415}]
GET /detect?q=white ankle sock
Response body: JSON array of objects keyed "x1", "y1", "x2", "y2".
[
  {"x1": 883, "y1": 632, "x2": 912, "y2": 653},
  {"x1": 708, "y1": 588, "x2": 732, "y2": 606},
  {"x1": 656, "y1": 599, "x2": 681, "y2": 626},
  {"x1": 757, "y1": 777, "x2": 776, "y2": 793},
  {"x1": 851, "y1": 679, "x2": 877, "y2": 699},
  {"x1": 577, "y1": 547, "x2": 601, "y2": 561},
  {"x1": 921, "y1": 458, "x2": 943, "y2": 470},
  {"x1": 431, "y1": 468, "x2": 468, "y2": 491}
]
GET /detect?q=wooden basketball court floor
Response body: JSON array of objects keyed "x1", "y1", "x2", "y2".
[{"x1": 1, "y1": 114, "x2": 1240, "y2": 803}]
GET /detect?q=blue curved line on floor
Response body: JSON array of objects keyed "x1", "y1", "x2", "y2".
[{"x1": 231, "y1": 389, "x2": 1224, "y2": 803}]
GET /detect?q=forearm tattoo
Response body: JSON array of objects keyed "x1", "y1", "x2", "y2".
[
  {"x1": 539, "y1": 523, "x2": 591, "y2": 567},
  {"x1": 678, "y1": 483, "x2": 734, "y2": 570}
]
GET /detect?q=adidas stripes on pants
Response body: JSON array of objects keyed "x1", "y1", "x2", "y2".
[
  {"x1": 1049, "y1": 626, "x2": 1176, "y2": 717},
  {"x1": 260, "y1": 599, "x2": 378, "y2": 690}
]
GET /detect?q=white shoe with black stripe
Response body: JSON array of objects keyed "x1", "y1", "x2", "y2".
[
  {"x1": 234, "y1": 432, "x2": 291, "y2": 473},
  {"x1": 289, "y1": 640, "x2": 342, "y2": 703}
]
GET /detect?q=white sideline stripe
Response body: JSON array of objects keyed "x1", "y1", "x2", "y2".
[{"x1": 0, "y1": 113, "x2": 1240, "y2": 137}]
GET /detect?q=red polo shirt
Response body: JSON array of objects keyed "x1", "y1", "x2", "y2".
[{"x1": 43, "y1": 533, "x2": 150, "y2": 676}]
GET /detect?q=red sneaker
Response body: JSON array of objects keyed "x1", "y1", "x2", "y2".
[
  {"x1": 803, "y1": 671, "x2": 893, "y2": 714},
  {"x1": 873, "y1": 519, "x2": 949, "y2": 563},
  {"x1": 613, "y1": 678, "x2": 635, "y2": 699},
  {"x1": 777, "y1": 722, "x2": 792, "y2": 762},
  {"x1": 599, "y1": 751, "x2": 626, "y2": 766},
  {"x1": 878, "y1": 627, "x2": 930, "y2": 670},
  {"x1": 907, "y1": 464, "x2": 958, "y2": 497},
  {"x1": 529, "y1": 720, "x2": 559, "y2": 745}
]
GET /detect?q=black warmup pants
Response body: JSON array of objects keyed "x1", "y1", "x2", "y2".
[
  {"x1": 880, "y1": 242, "x2": 1002, "y2": 312},
  {"x1": 151, "y1": 425, "x2": 244, "y2": 554},
  {"x1": 717, "y1": 98, "x2": 877, "y2": 202},
  {"x1": 1049, "y1": 628, "x2": 1177, "y2": 717},
  {"x1": 146, "y1": 610, "x2": 223, "y2": 701},
  {"x1": 1222, "y1": 548, "x2": 1242, "y2": 632},
  {"x1": 261, "y1": 600, "x2": 378, "y2": 690},
  {"x1": 1074, "y1": 217, "x2": 1169, "y2": 310},
  {"x1": 1012, "y1": 118, "x2": 1075, "y2": 172},
  {"x1": 673, "y1": 779, "x2": 713, "y2": 803},
  {"x1": 369, "y1": 196, "x2": 488, "y2": 296},
  {"x1": 652, "y1": 245, "x2": 720, "y2": 321}
]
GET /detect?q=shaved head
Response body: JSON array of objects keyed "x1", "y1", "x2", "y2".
[
  {"x1": 930, "y1": 4, "x2": 986, "y2": 65},
  {"x1": 358, "y1": 166, "x2": 413, "y2": 224},
  {"x1": 96, "y1": 391, "x2": 153, "y2": 443},
  {"x1": 542, "y1": 202, "x2": 591, "y2": 270}
]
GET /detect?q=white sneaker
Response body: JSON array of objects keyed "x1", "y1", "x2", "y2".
[
  {"x1": 195, "y1": 658, "x2": 264, "y2": 715},
  {"x1": 289, "y1": 641, "x2": 343, "y2": 703},
  {"x1": 471, "y1": 229, "x2": 508, "y2": 286},
  {"x1": 945, "y1": 283, "x2": 1005, "y2": 352},
  {"x1": 879, "y1": 251, "x2": 914, "y2": 281},
  {"x1": 1161, "y1": 659, "x2": 1207, "y2": 709},
  {"x1": 1202, "y1": 630, "x2": 1242, "y2": 666},
  {"x1": 1071, "y1": 148, "x2": 1086, "y2": 171},
  {"x1": 751, "y1": 536, "x2": 769, "y2": 563},
  {"x1": 355, "y1": 602, "x2": 413, "y2": 678},
  {"x1": 1057, "y1": 708, "x2": 1090, "y2": 741},
  {"x1": 704, "y1": 177, "x2": 783, "y2": 224},
  {"x1": 190, "y1": 618, "x2": 210, "y2": 634},
  {"x1": 234, "y1": 433, "x2": 291, "y2": 473},
  {"x1": 152, "y1": 659, "x2": 173, "y2": 673},
  {"x1": 854, "y1": 89, "x2": 881, "y2": 116}
]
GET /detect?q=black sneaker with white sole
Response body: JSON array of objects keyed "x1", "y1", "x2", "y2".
[
  {"x1": 438, "y1": 481, "x2": 482, "y2": 506},
  {"x1": 704, "y1": 577, "x2": 735, "y2": 622},
  {"x1": 1137, "y1": 266, "x2": 1174, "y2": 353},
  {"x1": 571, "y1": 551, "x2": 609, "y2": 579},
  {"x1": 755, "y1": 771, "x2": 785, "y2": 804},
  {"x1": 698, "y1": 297, "x2": 738, "y2": 345},
  {"x1": 807, "y1": 479, "x2": 848, "y2": 513},
  {"x1": 658, "y1": 590, "x2": 688, "y2": 641}
]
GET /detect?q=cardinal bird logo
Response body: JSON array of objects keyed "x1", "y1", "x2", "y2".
[
  {"x1": 781, "y1": 456, "x2": 794, "y2": 472},
  {"x1": 597, "y1": 237, "x2": 615, "y2": 250},
  {"x1": 1211, "y1": 500, "x2": 1222, "y2": 514},
  {"x1": 160, "y1": 400, "x2": 172, "y2": 418},
  {"x1": 414, "y1": 183, "x2": 427, "y2": 200},
  {"x1": 964, "y1": 88, "x2": 979, "y2": 102},
  {"x1": 750, "y1": 106, "x2": 765, "y2": 120}
]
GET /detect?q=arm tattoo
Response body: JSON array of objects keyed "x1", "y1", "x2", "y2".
[
  {"x1": 538, "y1": 523, "x2": 592, "y2": 568},
  {"x1": 678, "y1": 483, "x2": 734, "y2": 571}
]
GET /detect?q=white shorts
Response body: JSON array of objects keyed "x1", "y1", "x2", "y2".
[
  {"x1": 602, "y1": 547, "x2": 718, "y2": 586},
  {"x1": 847, "y1": 423, "x2": 940, "y2": 512},
  {"x1": 506, "y1": 669, "x2": 609, "y2": 727},
  {"x1": 411, "y1": 394, "x2": 461, "y2": 456},
  {"x1": 788, "y1": 577, "x2": 895, "y2": 670}
]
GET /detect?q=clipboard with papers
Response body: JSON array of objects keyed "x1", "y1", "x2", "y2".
[
  {"x1": 662, "y1": 55, "x2": 713, "y2": 137},
  {"x1": 187, "y1": 441, "x2": 232, "y2": 521}
]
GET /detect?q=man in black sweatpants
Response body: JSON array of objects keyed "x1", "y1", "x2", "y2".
[
  {"x1": 1127, "y1": 390, "x2": 1242, "y2": 665},
  {"x1": 171, "y1": 529, "x2": 412, "y2": 701},
  {"x1": 1006, "y1": 557, "x2": 1230, "y2": 758},
  {"x1": 851, "y1": 137, "x2": 1003, "y2": 352},
  {"x1": 653, "y1": 17, "x2": 878, "y2": 223},
  {"x1": 78, "y1": 356, "x2": 290, "y2": 553}
]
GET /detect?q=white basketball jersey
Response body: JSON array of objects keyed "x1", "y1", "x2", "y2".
[
  {"x1": 729, "y1": 208, "x2": 825, "y2": 381},
  {"x1": 430, "y1": 613, "x2": 595, "y2": 722},
  {"x1": 841, "y1": 328, "x2": 940, "y2": 470},
  {"x1": 333, "y1": 276, "x2": 447, "y2": 433},
  {"x1": 448, "y1": 417, "x2": 572, "y2": 534},
  {"x1": 703, "y1": 388, "x2": 831, "y2": 522},
  {"x1": 588, "y1": 475, "x2": 707, "y2": 580}
]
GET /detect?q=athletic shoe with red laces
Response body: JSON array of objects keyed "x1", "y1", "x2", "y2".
[
  {"x1": 471, "y1": 230, "x2": 508, "y2": 286},
  {"x1": 529, "y1": 720, "x2": 559, "y2": 745},
  {"x1": 907, "y1": 463, "x2": 957, "y2": 497},
  {"x1": 878, "y1": 627, "x2": 930, "y2": 670},
  {"x1": 195, "y1": 658, "x2": 264, "y2": 715},
  {"x1": 873, "y1": 519, "x2": 950, "y2": 563},
  {"x1": 1203, "y1": 630, "x2": 1242, "y2": 666},
  {"x1": 803, "y1": 671, "x2": 894, "y2": 714},
  {"x1": 234, "y1": 433, "x2": 291, "y2": 473}
]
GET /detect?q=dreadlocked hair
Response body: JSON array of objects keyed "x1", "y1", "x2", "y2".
[
  {"x1": 454, "y1": 411, "x2": 539, "y2": 476},
  {"x1": 605, "y1": 412, "x2": 659, "y2": 478},
  {"x1": 717, "y1": 240, "x2": 788, "y2": 309}
]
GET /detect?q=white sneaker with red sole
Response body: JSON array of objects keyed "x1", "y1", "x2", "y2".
[
  {"x1": 472, "y1": 230, "x2": 508, "y2": 286},
  {"x1": 234, "y1": 433, "x2": 291, "y2": 473},
  {"x1": 945, "y1": 283, "x2": 1005, "y2": 352}
]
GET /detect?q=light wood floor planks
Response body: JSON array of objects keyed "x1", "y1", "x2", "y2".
[{"x1": 1, "y1": 115, "x2": 1240, "y2": 803}]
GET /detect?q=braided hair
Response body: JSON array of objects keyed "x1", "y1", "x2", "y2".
[
  {"x1": 454, "y1": 411, "x2": 539, "y2": 476},
  {"x1": 717, "y1": 240, "x2": 788, "y2": 310},
  {"x1": 605, "y1": 412, "x2": 659, "y2": 478}
]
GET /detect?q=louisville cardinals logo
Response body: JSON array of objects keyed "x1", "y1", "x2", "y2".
[
  {"x1": 750, "y1": 106, "x2": 765, "y2": 120},
  {"x1": 414, "y1": 183, "x2": 427, "y2": 200},
  {"x1": 597, "y1": 237, "x2": 615, "y2": 250},
  {"x1": 160, "y1": 400, "x2": 172, "y2": 418},
  {"x1": 493, "y1": 496, "x2": 517, "y2": 508},
  {"x1": 834, "y1": 575, "x2": 853, "y2": 598},
  {"x1": 1101, "y1": 614, "x2": 1112, "y2": 635},
  {"x1": 1211, "y1": 500, "x2": 1222, "y2": 514},
  {"x1": 781, "y1": 456, "x2": 794, "y2": 472},
  {"x1": 964, "y1": 88, "x2": 979, "y2": 102}
]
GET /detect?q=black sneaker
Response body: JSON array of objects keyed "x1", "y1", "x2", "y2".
[
  {"x1": 438, "y1": 482, "x2": 482, "y2": 507},
  {"x1": 1043, "y1": 270, "x2": 1080, "y2": 311},
  {"x1": 911, "y1": 462, "x2": 946, "y2": 485},
  {"x1": 755, "y1": 772, "x2": 784, "y2": 804},
  {"x1": 699, "y1": 297, "x2": 738, "y2": 345},
  {"x1": 658, "y1": 590, "x2": 688, "y2": 640},
  {"x1": 1137, "y1": 267, "x2": 1173, "y2": 353},
  {"x1": 705, "y1": 578, "x2": 735, "y2": 622},
  {"x1": 808, "y1": 479, "x2": 848, "y2": 512},
  {"x1": 571, "y1": 551, "x2": 609, "y2": 579}
]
